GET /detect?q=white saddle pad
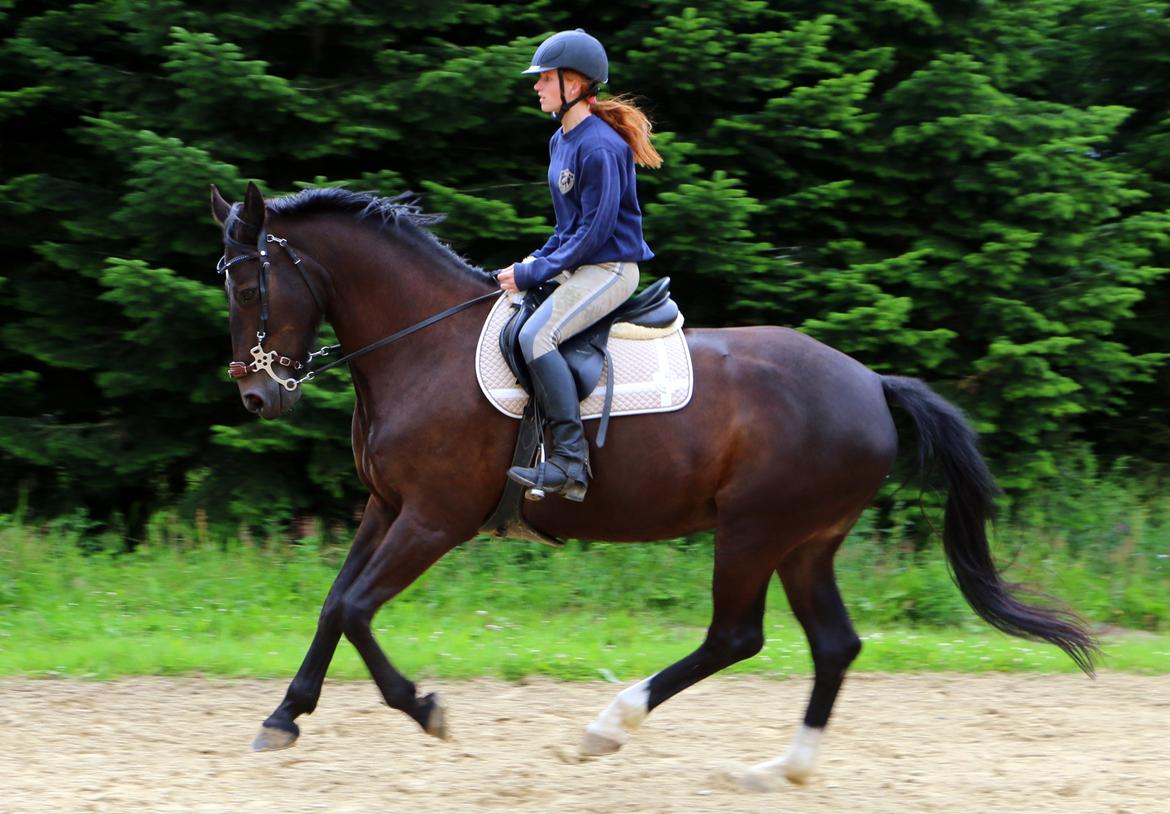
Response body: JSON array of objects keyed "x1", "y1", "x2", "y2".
[{"x1": 475, "y1": 293, "x2": 694, "y2": 420}]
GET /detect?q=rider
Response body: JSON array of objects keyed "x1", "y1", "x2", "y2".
[{"x1": 498, "y1": 29, "x2": 662, "y2": 502}]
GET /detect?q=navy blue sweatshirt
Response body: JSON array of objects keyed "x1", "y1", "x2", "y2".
[{"x1": 513, "y1": 115, "x2": 654, "y2": 290}]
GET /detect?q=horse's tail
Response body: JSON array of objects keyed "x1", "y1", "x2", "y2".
[{"x1": 881, "y1": 375, "x2": 1098, "y2": 674}]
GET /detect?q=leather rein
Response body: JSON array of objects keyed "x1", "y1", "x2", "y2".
[{"x1": 217, "y1": 205, "x2": 501, "y2": 392}]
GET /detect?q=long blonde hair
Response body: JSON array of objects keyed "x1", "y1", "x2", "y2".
[{"x1": 565, "y1": 71, "x2": 663, "y2": 169}]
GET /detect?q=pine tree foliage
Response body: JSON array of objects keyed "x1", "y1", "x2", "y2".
[{"x1": 1, "y1": 0, "x2": 1167, "y2": 525}]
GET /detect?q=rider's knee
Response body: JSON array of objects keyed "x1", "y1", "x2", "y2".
[{"x1": 519, "y1": 321, "x2": 556, "y2": 363}]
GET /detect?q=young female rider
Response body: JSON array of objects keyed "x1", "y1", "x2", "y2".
[{"x1": 497, "y1": 28, "x2": 662, "y2": 502}]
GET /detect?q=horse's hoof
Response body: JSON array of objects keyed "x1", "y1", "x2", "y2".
[
  {"x1": 737, "y1": 767, "x2": 782, "y2": 793},
  {"x1": 422, "y1": 693, "x2": 449, "y2": 740},
  {"x1": 578, "y1": 729, "x2": 623, "y2": 757},
  {"x1": 252, "y1": 723, "x2": 299, "y2": 752},
  {"x1": 737, "y1": 760, "x2": 811, "y2": 791},
  {"x1": 783, "y1": 763, "x2": 813, "y2": 785}
]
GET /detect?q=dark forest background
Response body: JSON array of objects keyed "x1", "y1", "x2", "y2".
[{"x1": 2, "y1": 0, "x2": 1168, "y2": 535}]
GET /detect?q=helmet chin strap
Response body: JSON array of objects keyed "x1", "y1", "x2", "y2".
[{"x1": 551, "y1": 68, "x2": 599, "y2": 121}]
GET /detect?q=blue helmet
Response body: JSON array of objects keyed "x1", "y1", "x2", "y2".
[{"x1": 521, "y1": 29, "x2": 608, "y2": 84}]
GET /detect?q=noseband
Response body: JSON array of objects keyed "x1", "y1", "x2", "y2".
[{"x1": 217, "y1": 204, "x2": 500, "y2": 392}]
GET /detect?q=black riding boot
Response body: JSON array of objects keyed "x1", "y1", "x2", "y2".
[{"x1": 507, "y1": 351, "x2": 590, "y2": 502}]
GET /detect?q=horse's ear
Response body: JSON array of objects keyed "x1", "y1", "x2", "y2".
[
  {"x1": 242, "y1": 180, "x2": 267, "y2": 230},
  {"x1": 209, "y1": 184, "x2": 232, "y2": 225}
]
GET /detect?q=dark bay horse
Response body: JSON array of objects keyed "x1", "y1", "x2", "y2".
[{"x1": 210, "y1": 181, "x2": 1095, "y2": 788}]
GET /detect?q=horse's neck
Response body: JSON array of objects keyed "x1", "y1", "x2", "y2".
[{"x1": 294, "y1": 217, "x2": 491, "y2": 380}]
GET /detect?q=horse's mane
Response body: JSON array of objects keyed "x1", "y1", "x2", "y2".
[{"x1": 266, "y1": 187, "x2": 493, "y2": 284}]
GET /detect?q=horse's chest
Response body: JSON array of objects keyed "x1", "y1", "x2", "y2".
[{"x1": 351, "y1": 412, "x2": 423, "y2": 493}]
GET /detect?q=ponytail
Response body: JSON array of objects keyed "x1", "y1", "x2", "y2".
[
  {"x1": 589, "y1": 94, "x2": 663, "y2": 169},
  {"x1": 561, "y1": 69, "x2": 663, "y2": 169}
]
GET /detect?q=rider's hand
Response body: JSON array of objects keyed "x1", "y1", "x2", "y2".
[{"x1": 497, "y1": 264, "x2": 520, "y2": 294}]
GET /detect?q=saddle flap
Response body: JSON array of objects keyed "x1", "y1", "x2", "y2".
[{"x1": 499, "y1": 296, "x2": 533, "y2": 393}]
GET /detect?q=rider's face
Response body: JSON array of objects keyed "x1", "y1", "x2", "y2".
[{"x1": 534, "y1": 70, "x2": 585, "y2": 114}]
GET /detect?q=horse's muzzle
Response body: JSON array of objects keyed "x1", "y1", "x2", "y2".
[{"x1": 239, "y1": 375, "x2": 301, "y2": 419}]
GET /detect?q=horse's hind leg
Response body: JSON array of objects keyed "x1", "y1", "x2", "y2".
[
  {"x1": 580, "y1": 526, "x2": 774, "y2": 756},
  {"x1": 740, "y1": 534, "x2": 860, "y2": 790},
  {"x1": 253, "y1": 497, "x2": 394, "y2": 751}
]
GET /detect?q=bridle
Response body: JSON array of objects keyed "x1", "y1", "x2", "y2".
[
  {"x1": 217, "y1": 203, "x2": 336, "y2": 391},
  {"x1": 217, "y1": 203, "x2": 500, "y2": 392}
]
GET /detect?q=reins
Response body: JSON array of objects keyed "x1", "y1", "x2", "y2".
[
  {"x1": 218, "y1": 206, "x2": 501, "y2": 391},
  {"x1": 295, "y1": 288, "x2": 501, "y2": 386}
]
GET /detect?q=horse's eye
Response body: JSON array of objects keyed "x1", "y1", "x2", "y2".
[{"x1": 238, "y1": 287, "x2": 258, "y2": 304}]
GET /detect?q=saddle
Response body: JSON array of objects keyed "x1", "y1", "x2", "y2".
[
  {"x1": 480, "y1": 277, "x2": 681, "y2": 546},
  {"x1": 498, "y1": 276, "x2": 679, "y2": 448}
]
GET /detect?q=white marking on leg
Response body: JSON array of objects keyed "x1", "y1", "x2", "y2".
[
  {"x1": 739, "y1": 725, "x2": 824, "y2": 791},
  {"x1": 580, "y1": 677, "x2": 652, "y2": 754}
]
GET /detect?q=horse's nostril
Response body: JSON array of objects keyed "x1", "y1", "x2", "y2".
[{"x1": 244, "y1": 393, "x2": 265, "y2": 413}]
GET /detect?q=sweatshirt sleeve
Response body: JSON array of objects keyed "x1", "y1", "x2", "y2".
[
  {"x1": 530, "y1": 230, "x2": 563, "y2": 259},
  {"x1": 513, "y1": 147, "x2": 623, "y2": 290}
]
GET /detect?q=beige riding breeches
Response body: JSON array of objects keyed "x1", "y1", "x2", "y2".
[{"x1": 518, "y1": 262, "x2": 640, "y2": 362}]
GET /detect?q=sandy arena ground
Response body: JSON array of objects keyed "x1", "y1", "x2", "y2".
[{"x1": 0, "y1": 673, "x2": 1166, "y2": 813}]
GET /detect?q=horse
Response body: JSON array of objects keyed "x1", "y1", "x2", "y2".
[{"x1": 209, "y1": 180, "x2": 1096, "y2": 789}]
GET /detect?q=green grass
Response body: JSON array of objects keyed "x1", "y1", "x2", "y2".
[
  {"x1": 4, "y1": 614, "x2": 1166, "y2": 680},
  {"x1": 1, "y1": 513, "x2": 1167, "y2": 679}
]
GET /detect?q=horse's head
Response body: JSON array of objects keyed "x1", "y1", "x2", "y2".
[{"x1": 210, "y1": 181, "x2": 325, "y2": 419}]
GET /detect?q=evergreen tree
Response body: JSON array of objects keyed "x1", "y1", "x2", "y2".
[{"x1": 1, "y1": 0, "x2": 1166, "y2": 527}]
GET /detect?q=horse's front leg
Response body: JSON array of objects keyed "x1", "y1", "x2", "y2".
[
  {"x1": 253, "y1": 497, "x2": 395, "y2": 751},
  {"x1": 337, "y1": 509, "x2": 463, "y2": 738}
]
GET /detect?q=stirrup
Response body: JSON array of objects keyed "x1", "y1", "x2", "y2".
[
  {"x1": 527, "y1": 478, "x2": 588, "y2": 503},
  {"x1": 524, "y1": 463, "x2": 550, "y2": 502},
  {"x1": 509, "y1": 460, "x2": 589, "y2": 503}
]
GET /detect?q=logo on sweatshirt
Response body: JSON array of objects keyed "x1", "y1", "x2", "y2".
[{"x1": 558, "y1": 169, "x2": 575, "y2": 194}]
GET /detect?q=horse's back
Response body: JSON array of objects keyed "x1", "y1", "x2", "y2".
[{"x1": 531, "y1": 324, "x2": 898, "y2": 541}]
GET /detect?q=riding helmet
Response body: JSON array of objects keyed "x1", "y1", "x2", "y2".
[{"x1": 521, "y1": 29, "x2": 608, "y2": 84}]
